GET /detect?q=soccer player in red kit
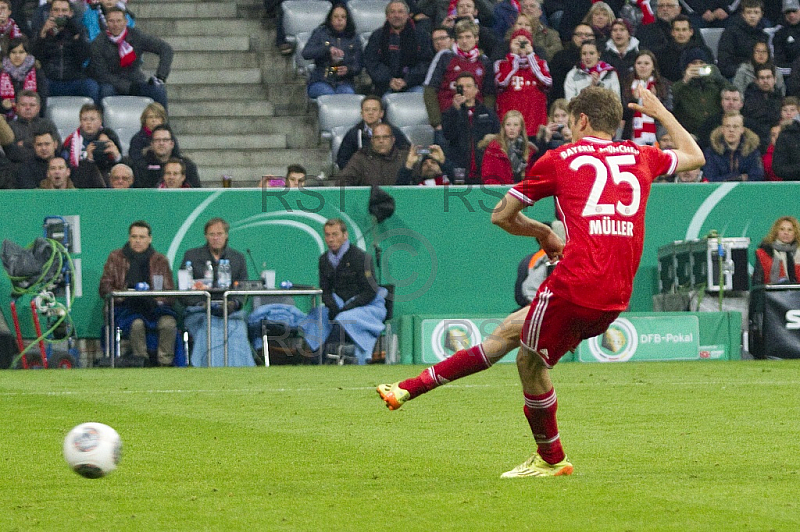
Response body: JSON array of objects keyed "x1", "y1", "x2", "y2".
[{"x1": 377, "y1": 85, "x2": 705, "y2": 477}]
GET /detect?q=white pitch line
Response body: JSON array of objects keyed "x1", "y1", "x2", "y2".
[{"x1": 0, "y1": 379, "x2": 799, "y2": 397}]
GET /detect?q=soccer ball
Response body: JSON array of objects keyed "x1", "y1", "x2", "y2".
[{"x1": 63, "y1": 422, "x2": 122, "y2": 478}]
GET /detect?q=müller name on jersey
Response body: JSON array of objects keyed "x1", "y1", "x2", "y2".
[{"x1": 589, "y1": 216, "x2": 634, "y2": 237}]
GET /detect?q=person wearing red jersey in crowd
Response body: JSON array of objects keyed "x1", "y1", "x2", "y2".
[
  {"x1": 762, "y1": 124, "x2": 782, "y2": 181},
  {"x1": 377, "y1": 85, "x2": 704, "y2": 478},
  {"x1": 480, "y1": 110, "x2": 536, "y2": 184},
  {"x1": 495, "y1": 27, "x2": 551, "y2": 137},
  {"x1": 423, "y1": 19, "x2": 495, "y2": 128},
  {"x1": 753, "y1": 216, "x2": 800, "y2": 285}
]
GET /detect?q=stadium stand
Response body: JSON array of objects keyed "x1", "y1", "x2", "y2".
[
  {"x1": 102, "y1": 96, "x2": 154, "y2": 157},
  {"x1": 45, "y1": 96, "x2": 93, "y2": 144}
]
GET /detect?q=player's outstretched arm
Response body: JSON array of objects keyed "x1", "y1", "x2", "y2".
[
  {"x1": 491, "y1": 193, "x2": 564, "y2": 260},
  {"x1": 628, "y1": 87, "x2": 705, "y2": 174}
]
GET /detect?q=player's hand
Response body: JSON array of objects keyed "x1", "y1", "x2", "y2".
[
  {"x1": 628, "y1": 85, "x2": 667, "y2": 122},
  {"x1": 538, "y1": 229, "x2": 564, "y2": 262}
]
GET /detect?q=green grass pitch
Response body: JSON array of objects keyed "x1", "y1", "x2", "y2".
[{"x1": 2, "y1": 361, "x2": 799, "y2": 531}]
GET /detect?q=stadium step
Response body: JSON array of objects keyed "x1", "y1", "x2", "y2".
[
  {"x1": 135, "y1": 0, "x2": 326, "y2": 186},
  {"x1": 136, "y1": 2, "x2": 238, "y2": 19}
]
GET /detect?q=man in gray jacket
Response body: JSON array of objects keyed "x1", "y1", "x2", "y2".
[{"x1": 89, "y1": 7, "x2": 172, "y2": 109}]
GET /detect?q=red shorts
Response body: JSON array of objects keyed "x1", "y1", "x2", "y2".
[{"x1": 521, "y1": 283, "x2": 620, "y2": 368}]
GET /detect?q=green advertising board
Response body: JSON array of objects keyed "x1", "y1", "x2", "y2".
[{"x1": 577, "y1": 315, "x2": 702, "y2": 362}]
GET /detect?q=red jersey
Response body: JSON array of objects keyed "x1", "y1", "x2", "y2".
[
  {"x1": 511, "y1": 136, "x2": 678, "y2": 311},
  {"x1": 495, "y1": 53, "x2": 552, "y2": 136}
]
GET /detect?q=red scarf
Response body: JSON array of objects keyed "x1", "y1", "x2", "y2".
[
  {"x1": 579, "y1": 60, "x2": 615, "y2": 76},
  {"x1": 64, "y1": 128, "x2": 85, "y2": 168},
  {"x1": 631, "y1": 78, "x2": 656, "y2": 145},
  {"x1": 454, "y1": 43, "x2": 480, "y2": 62},
  {"x1": 0, "y1": 17, "x2": 22, "y2": 38},
  {"x1": 0, "y1": 69, "x2": 37, "y2": 116},
  {"x1": 107, "y1": 27, "x2": 137, "y2": 68}
]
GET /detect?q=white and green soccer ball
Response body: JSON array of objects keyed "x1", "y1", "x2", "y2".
[{"x1": 63, "y1": 422, "x2": 122, "y2": 478}]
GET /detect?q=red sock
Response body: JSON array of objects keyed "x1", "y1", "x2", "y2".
[
  {"x1": 523, "y1": 388, "x2": 565, "y2": 464},
  {"x1": 399, "y1": 344, "x2": 492, "y2": 399}
]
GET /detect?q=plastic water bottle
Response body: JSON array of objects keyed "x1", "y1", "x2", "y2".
[
  {"x1": 203, "y1": 260, "x2": 214, "y2": 288},
  {"x1": 218, "y1": 259, "x2": 231, "y2": 289},
  {"x1": 185, "y1": 261, "x2": 193, "y2": 280},
  {"x1": 280, "y1": 280, "x2": 293, "y2": 289}
]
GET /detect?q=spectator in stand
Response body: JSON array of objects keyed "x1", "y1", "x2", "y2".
[
  {"x1": 33, "y1": 0, "x2": 98, "y2": 104},
  {"x1": 753, "y1": 216, "x2": 800, "y2": 285},
  {"x1": 773, "y1": 1, "x2": 800, "y2": 76},
  {"x1": 637, "y1": 0, "x2": 682, "y2": 57},
  {"x1": 396, "y1": 144, "x2": 452, "y2": 185},
  {"x1": 495, "y1": 27, "x2": 551, "y2": 138},
  {"x1": 89, "y1": 7, "x2": 171, "y2": 109},
  {"x1": 0, "y1": 0, "x2": 22, "y2": 48},
  {"x1": 284, "y1": 164, "x2": 306, "y2": 187},
  {"x1": 496, "y1": 0, "x2": 561, "y2": 62},
  {"x1": 336, "y1": 95, "x2": 409, "y2": 170},
  {"x1": 621, "y1": 50, "x2": 671, "y2": 145},
  {"x1": 490, "y1": 12, "x2": 533, "y2": 61},
  {"x1": 733, "y1": 40, "x2": 786, "y2": 97},
  {"x1": 762, "y1": 124, "x2": 782, "y2": 181},
  {"x1": 127, "y1": 102, "x2": 175, "y2": 167},
  {"x1": 132, "y1": 124, "x2": 200, "y2": 188},
  {"x1": 1, "y1": 37, "x2": 48, "y2": 121},
  {"x1": 479, "y1": 110, "x2": 536, "y2": 185},
  {"x1": 653, "y1": 128, "x2": 677, "y2": 181},
  {"x1": 0, "y1": 117, "x2": 15, "y2": 188},
  {"x1": 109, "y1": 162, "x2": 134, "y2": 188},
  {"x1": 672, "y1": 46, "x2": 725, "y2": 135},
  {"x1": 742, "y1": 64, "x2": 782, "y2": 152},
  {"x1": 15, "y1": 128, "x2": 57, "y2": 188},
  {"x1": 564, "y1": 40, "x2": 621, "y2": 102},
  {"x1": 676, "y1": 167, "x2": 704, "y2": 182},
  {"x1": 338, "y1": 122, "x2": 409, "y2": 186},
  {"x1": 441, "y1": 71, "x2": 499, "y2": 183},
  {"x1": 717, "y1": 0, "x2": 770, "y2": 80},
  {"x1": 301, "y1": 4, "x2": 362, "y2": 99},
  {"x1": 534, "y1": 98, "x2": 571, "y2": 154},
  {"x1": 442, "y1": 0, "x2": 498, "y2": 58},
  {"x1": 581, "y1": 2, "x2": 616, "y2": 49},
  {"x1": 559, "y1": 0, "x2": 623, "y2": 45},
  {"x1": 61, "y1": 103, "x2": 122, "y2": 181},
  {"x1": 696, "y1": 85, "x2": 743, "y2": 149},
  {"x1": 431, "y1": 25, "x2": 453, "y2": 53},
  {"x1": 601, "y1": 18, "x2": 638, "y2": 78},
  {"x1": 658, "y1": 14, "x2": 713, "y2": 83},
  {"x1": 548, "y1": 23, "x2": 594, "y2": 104},
  {"x1": 82, "y1": 0, "x2": 134, "y2": 42},
  {"x1": 423, "y1": 19, "x2": 495, "y2": 129},
  {"x1": 772, "y1": 113, "x2": 800, "y2": 180},
  {"x1": 158, "y1": 158, "x2": 191, "y2": 189},
  {"x1": 5, "y1": 90, "x2": 59, "y2": 163},
  {"x1": 702, "y1": 111, "x2": 764, "y2": 181},
  {"x1": 38, "y1": 156, "x2": 74, "y2": 189},
  {"x1": 417, "y1": 0, "x2": 495, "y2": 28},
  {"x1": 365, "y1": 1, "x2": 433, "y2": 96},
  {"x1": 781, "y1": 96, "x2": 800, "y2": 123}
]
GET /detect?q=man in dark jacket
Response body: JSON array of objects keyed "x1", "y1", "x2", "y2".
[
  {"x1": 441, "y1": 71, "x2": 499, "y2": 183},
  {"x1": 772, "y1": 114, "x2": 800, "y2": 180},
  {"x1": 15, "y1": 129, "x2": 57, "y2": 189},
  {"x1": 773, "y1": 1, "x2": 800, "y2": 74},
  {"x1": 547, "y1": 23, "x2": 593, "y2": 105},
  {"x1": 336, "y1": 95, "x2": 409, "y2": 170},
  {"x1": 132, "y1": 124, "x2": 200, "y2": 188},
  {"x1": 742, "y1": 64, "x2": 783, "y2": 152},
  {"x1": 365, "y1": 1, "x2": 433, "y2": 95},
  {"x1": 338, "y1": 123, "x2": 408, "y2": 186},
  {"x1": 5, "y1": 90, "x2": 60, "y2": 163},
  {"x1": 637, "y1": 0, "x2": 682, "y2": 57},
  {"x1": 88, "y1": 7, "x2": 172, "y2": 109},
  {"x1": 32, "y1": 0, "x2": 99, "y2": 104},
  {"x1": 99, "y1": 220, "x2": 177, "y2": 366},
  {"x1": 717, "y1": 0, "x2": 769, "y2": 79},
  {"x1": 659, "y1": 15, "x2": 714, "y2": 82}
]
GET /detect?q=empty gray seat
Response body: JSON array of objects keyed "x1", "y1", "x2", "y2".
[
  {"x1": 282, "y1": 1, "x2": 328, "y2": 44},
  {"x1": 330, "y1": 125, "x2": 350, "y2": 170},
  {"x1": 348, "y1": 0, "x2": 388, "y2": 36},
  {"x1": 383, "y1": 92, "x2": 428, "y2": 128},
  {"x1": 294, "y1": 31, "x2": 315, "y2": 76},
  {"x1": 102, "y1": 96, "x2": 154, "y2": 156},
  {"x1": 317, "y1": 94, "x2": 364, "y2": 140}
]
